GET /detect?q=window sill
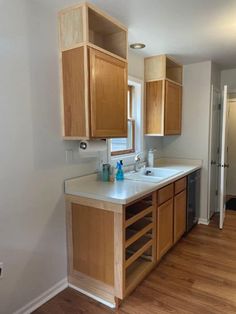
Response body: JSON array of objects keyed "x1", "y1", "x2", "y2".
[{"x1": 110, "y1": 152, "x2": 137, "y2": 166}]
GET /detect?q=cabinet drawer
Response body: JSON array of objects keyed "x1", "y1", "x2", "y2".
[
  {"x1": 175, "y1": 177, "x2": 186, "y2": 195},
  {"x1": 158, "y1": 183, "x2": 174, "y2": 205}
]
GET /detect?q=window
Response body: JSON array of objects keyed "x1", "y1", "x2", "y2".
[{"x1": 111, "y1": 85, "x2": 135, "y2": 156}]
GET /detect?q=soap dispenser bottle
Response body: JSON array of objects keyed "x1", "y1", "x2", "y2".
[{"x1": 116, "y1": 160, "x2": 124, "y2": 181}]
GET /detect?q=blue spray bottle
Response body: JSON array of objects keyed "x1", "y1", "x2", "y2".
[{"x1": 116, "y1": 160, "x2": 124, "y2": 181}]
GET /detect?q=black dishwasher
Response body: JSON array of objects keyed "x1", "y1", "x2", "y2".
[{"x1": 187, "y1": 170, "x2": 200, "y2": 232}]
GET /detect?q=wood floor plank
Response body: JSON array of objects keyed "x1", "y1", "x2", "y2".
[{"x1": 34, "y1": 210, "x2": 236, "y2": 314}]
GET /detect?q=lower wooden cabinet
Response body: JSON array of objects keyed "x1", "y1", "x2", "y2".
[
  {"x1": 174, "y1": 190, "x2": 187, "y2": 243},
  {"x1": 157, "y1": 177, "x2": 187, "y2": 261},
  {"x1": 65, "y1": 176, "x2": 188, "y2": 307},
  {"x1": 66, "y1": 192, "x2": 157, "y2": 307},
  {"x1": 157, "y1": 198, "x2": 174, "y2": 259}
]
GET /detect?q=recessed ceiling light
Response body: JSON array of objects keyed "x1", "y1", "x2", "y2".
[{"x1": 130, "y1": 43, "x2": 146, "y2": 49}]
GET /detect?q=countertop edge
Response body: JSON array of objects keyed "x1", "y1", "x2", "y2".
[{"x1": 65, "y1": 165, "x2": 201, "y2": 205}]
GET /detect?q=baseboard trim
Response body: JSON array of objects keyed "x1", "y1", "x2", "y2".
[
  {"x1": 69, "y1": 283, "x2": 116, "y2": 309},
  {"x1": 198, "y1": 218, "x2": 209, "y2": 225},
  {"x1": 14, "y1": 278, "x2": 68, "y2": 314}
]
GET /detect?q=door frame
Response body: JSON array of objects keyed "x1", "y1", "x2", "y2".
[{"x1": 207, "y1": 84, "x2": 221, "y2": 220}]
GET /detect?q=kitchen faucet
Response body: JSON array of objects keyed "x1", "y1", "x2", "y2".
[{"x1": 134, "y1": 153, "x2": 142, "y2": 172}]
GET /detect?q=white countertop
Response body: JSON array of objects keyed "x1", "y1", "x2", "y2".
[{"x1": 64, "y1": 159, "x2": 202, "y2": 205}]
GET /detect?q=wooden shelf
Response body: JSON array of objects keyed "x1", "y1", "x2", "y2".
[
  {"x1": 88, "y1": 7, "x2": 127, "y2": 59},
  {"x1": 59, "y1": 3, "x2": 127, "y2": 60},
  {"x1": 125, "y1": 223, "x2": 153, "y2": 248},
  {"x1": 125, "y1": 258, "x2": 154, "y2": 297},
  {"x1": 144, "y1": 54, "x2": 182, "y2": 85},
  {"x1": 166, "y1": 57, "x2": 182, "y2": 84},
  {"x1": 125, "y1": 206, "x2": 153, "y2": 228},
  {"x1": 125, "y1": 195, "x2": 153, "y2": 227}
]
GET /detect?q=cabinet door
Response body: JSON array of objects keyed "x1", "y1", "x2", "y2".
[
  {"x1": 157, "y1": 198, "x2": 173, "y2": 260},
  {"x1": 145, "y1": 80, "x2": 164, "y2": 135},
  {"x1": 174, "y1": 190, "x2": 187, "y2": 243},
  {"x1": 164, "y1": 80, "x2": 182, "y2": 135},
  {"x1": 89, "y1": 48, "x2": 128, "y2": 138}
]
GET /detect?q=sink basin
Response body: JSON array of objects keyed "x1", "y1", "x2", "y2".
[{"x1": 125, "y1": 167, "x2": 183, "y2": 183}]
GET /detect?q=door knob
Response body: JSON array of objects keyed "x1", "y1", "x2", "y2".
[
  {"x1": 224, "y1": 163, "x2": 229, "y2": 168},
  {"x1": 211, "y1": 160, "x2": 216, "y2": 165}
]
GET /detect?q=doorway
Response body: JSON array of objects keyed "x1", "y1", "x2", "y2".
[
  {"x1": 226, "y1": 97, "x2": 236, "y2": 204},
  {"x1": 208, "y1": 86, "x2": 221, "y2": 218},
  {"x1": 208, "y1": 87, "x2": 236, "y2": 228}
]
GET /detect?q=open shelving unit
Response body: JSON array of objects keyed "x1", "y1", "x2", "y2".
[
  {"x1": 144, "y1": 54, "x2": 182, "y2": 85},
  {"x1": 59, "y1": 3, "x2": 127, "y2": 60},
  {"x1": 123, "y1": 193, "x2": 156, "y2": 297}
]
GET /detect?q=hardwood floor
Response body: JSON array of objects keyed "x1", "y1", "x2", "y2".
[{"x1": 34, "y1": 211, "x2": 236, "y2": 314}]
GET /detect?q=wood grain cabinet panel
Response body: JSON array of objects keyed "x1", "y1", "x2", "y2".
[
  {"x1": 157, "y1": 198, "x2": 174, "y2": 259},
  {"x1": 59, "y1": 3, "x2": 128, "y2": 139},
  {"x1": 175, "y1": 177, "x2": 187, "y2": 195},
  {"x1": 89, "y1": 48, "x2": 127, "y2": 138},
  {"x1": 157, "y1": 183, "x2": 174, "y2": 205},
  {"x1": 71, "y1": 203, "x2": 114, "y2": 286},
  {"x1": 174, "y1": 190, "x2": 187, "y2": 243},
  {"x1": 62, "y1": 47, "x2": 87, "y2": 137},
  {"x1": 145, "y1": 54, "x2": 182, "y2": 136},
  {"x1": 145, "y1": 80, "x2": 164, "y2": 134},
  {"x1": 165, "y1": 80, "x2": 182, "y2": 135}
]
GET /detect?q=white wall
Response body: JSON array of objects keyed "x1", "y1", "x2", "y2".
[
  {"x1": 161, "y1": 61, "x2": 212, "y2": 220},
  {"x1": 221, "y1": 68, "x2": 236, "y2": 90},
  {"x1": 0, "y1": 2, "x2": 146, "y2": 313},
  {"x1": 128, "y1": 50, "x2": 144, "y2": 80},
  {"x1": 0, "y1": 2, "x2": 98, "y2": 314}
]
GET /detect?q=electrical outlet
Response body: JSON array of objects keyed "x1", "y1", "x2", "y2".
[{"x1": 0, "y1": 262, "x2": 3, "y2": 279}]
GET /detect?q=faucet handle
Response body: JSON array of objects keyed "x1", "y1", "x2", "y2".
[{"x1": 134, "y1": 152, "x2": 142, "y2": 161}]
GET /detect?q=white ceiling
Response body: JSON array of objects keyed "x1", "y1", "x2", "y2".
[{"x1": 40, "y1": 0, "x2": 236, "y2": 68}]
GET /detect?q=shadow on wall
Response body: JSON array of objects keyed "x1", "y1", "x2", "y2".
[
  {"x1": 2, "y1": 195, "x2": 67, "y2": 314},
  {"x1": 26, "y1": 1, "x2": 98, "y2": 171}
]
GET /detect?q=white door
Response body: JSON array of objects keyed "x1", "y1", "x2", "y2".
[
  {"x1": 209, "y1": 86, "x2": 221, "y2": 218},
  {"x1": 219, "y1": 85, "x2": 230, "y2": 229}
]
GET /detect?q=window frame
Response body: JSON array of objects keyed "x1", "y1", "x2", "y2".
[{"x1": 111, "y1": 85, "x2": 135, "y2": 156}]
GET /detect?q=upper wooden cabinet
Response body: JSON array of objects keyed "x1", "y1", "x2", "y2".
[
  {"x1": 145, "y1": 55, "x2": 183, "y2": 136},
  {"x1": 59, "y1": 3, "x2": 128, "y2": 139},
  {"x1": 89, "y1": 48, "x2": 127, "y2": 138}
]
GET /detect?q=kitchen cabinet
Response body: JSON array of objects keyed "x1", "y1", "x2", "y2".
[
  {"x1": 174, "y1": 190, "x2": 187, "y2": 243},
  {"x1": 65, "y1": 175, "x2": 188, "y2": 307},
  {"x1": 157, "y1": 183, "x2": 174, "y2": 259},
  {"x1": 66, "y1": 192, "x2": 156, "y2": 307},
  {"x1": 157, "y1": 178, "x2": 187, "y2": 260},
  {"x1": 145, "y1": 55, "x2": 182, "y2": 136},
  {"x1": 174, "y1": 177, "x2": 187, "y2": 243},
  {"x1": 59, "y1": 3, "x2": 128, "y2": 139},
  {"x1": 157, "y1": 198, "x2": 174, "y2": 259}
]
